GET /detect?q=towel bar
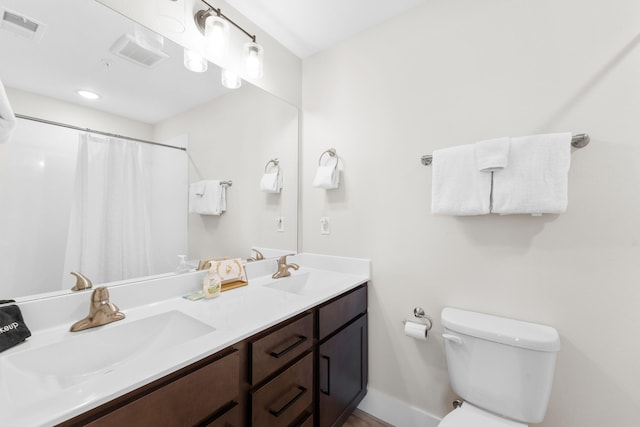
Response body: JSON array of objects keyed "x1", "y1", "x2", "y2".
[
  {"x1": 420, "y1": 133, "x2": 590, "y2": 166},
  {"x1": 221, "y1": 180, "x2": 232, "y2": 187}
]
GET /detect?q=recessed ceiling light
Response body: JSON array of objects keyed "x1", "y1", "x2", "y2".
[{"x1": 77, "y1": 90, "x2": 100, "y2": 100}]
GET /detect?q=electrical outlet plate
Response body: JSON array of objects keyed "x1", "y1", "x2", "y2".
[
  {"x1": 320, "y1": 217, "x2": 330, "y2": 235},
  {"x1": 276, "y1": 216, "x2": 284, "y2": 232}
]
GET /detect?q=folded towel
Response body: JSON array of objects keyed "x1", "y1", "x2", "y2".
[
  {"x1": 492, "y1": 132, "x2": 571, "y2": 215},
  {"x1": 476, "y1": 137, "x2": 510, "y2": 172},
  {"x1": 313, "y1": 165, "x2": 340, "y2": 189},
  {"x1": 431, "y1": 144, "x2": 492, "y2": 215},
  {"x1": 0, "y1": 79, "x2": 16, "y2": 144},
  {"x1": 260, "y1": 172, "x2": 282, "y2": 193},
  {"x1": 189, "y1": 180, "x2": 227, "y2": 215},
  {"x1": 0, "y1": 304, "x2": 31, "y2": 353}
]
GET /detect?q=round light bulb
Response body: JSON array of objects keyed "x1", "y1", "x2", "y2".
[
  {"x1": 221, "y1": 69, "x2": 242, "y2": 89},
  {"x1": 183, "y1": 49, "x2": 208, "y2": 73}
]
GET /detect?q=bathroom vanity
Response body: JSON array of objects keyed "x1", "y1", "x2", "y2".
[{"x1": 0, "y1": 254, "x2": 369, "y2": 427}]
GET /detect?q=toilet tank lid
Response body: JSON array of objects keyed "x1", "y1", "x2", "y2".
[{"x1": 441, "y1": 308, "x2": 560, "y2": 352}]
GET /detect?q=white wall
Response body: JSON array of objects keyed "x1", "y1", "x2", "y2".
[
  {"x1": 154, "y1": 84, "x2": 298, "y2": 261},
  {"x1": 301, "y1": 0, "x2": 640, "y2": 425}
]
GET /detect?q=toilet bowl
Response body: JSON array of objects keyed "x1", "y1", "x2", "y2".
[{"x1": 438, "y1": 308, "x2": 560, "y2": 427}]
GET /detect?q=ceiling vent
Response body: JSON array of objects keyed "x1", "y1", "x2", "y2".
[
  {"x1": 0, "y1": 8, "x2": 46, "y2": 42},
  {"x1": 109, "y1": 33, "x2": 169, "y2": 69}
]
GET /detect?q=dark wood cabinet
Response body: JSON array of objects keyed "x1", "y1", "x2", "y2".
[
  {"x1": 56, "y1": 283, "x2": 368, "y2": 427},
  {"x1": 58, "y1": 347, "x2": 240, "y2": 427},
  {"x1": 317, "y1": 314, "x2": 368, "y2": 427}
]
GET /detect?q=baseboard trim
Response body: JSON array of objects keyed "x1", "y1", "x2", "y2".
[{"x1": 356, "y1": 388, "x2": 441, "y2": 427}]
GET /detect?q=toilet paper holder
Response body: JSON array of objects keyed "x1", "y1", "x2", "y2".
[{"x1": 402, "y1": 307, "x2": 433, "y2": 331}]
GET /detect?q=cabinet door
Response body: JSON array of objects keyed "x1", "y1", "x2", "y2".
[{"x1": 318, "y1": 314, "x2": 368, "y2": 427}]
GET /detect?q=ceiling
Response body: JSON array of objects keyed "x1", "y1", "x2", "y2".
[{"x1": 225, "y1": 0, "x2": 428, "y2": 58}]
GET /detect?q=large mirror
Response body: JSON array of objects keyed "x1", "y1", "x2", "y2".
[{"x1": 0, "y1": 0, "x2": 298, "y2": 301}]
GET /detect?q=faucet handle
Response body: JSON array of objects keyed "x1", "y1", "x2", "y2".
[
  {"x1": 277, "y1": 253, "x2": 296, "y2": 264},
  {"x1": 70, "y1": 272, "x2": 93, "y2": 291}
]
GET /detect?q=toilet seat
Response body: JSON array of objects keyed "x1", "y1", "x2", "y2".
[{"x1": 438, "y1": 402, "x2": 528, "y2": 427}]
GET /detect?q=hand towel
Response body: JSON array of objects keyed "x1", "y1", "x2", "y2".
[
  {"x1": 260, "y1": 172, "x2": 282, "y2": 193},
  {"x1": 0, "y1": 304, "x2": 31, "y2": 353},
  {"x1": 431, "y1": 144, "x2": 492, "y2": 215},
  {"x1": 189, "y1": 180, "x2": 227, "y2": 215},
  {"x1": 475, "y1": 137, "x2": 510, "y2": 172},
  {"x1": 492, "y1": 132, "x2": 571, "y2": 215},
  {"x1": 313, "y1": 165, "x2": 340, "y2": 189},
  {"x1": 0, "y1": 79, "x2": 16, "y2": 144}
]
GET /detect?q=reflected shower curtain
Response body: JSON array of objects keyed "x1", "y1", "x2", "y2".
[{"x1": 64, "y1": 133, "x2": 151, "y2": 285}]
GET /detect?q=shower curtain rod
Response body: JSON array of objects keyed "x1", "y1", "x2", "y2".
[{"x1": 15, "y1": 113, "x2": 187, "y2": 152}]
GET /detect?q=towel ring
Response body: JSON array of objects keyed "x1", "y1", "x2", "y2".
[
  {"x1": 318, "y1": 148, "x2": 339, "y2": 168},
  {"x1": 264, "y1": 158, "x2": 280, "y2": 173}
]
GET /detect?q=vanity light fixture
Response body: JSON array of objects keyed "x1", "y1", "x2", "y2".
[
  {"x1": 221, "y1": 69, "x2": 242, "y2": 89},
  {"x1": 194, "y1": 0, "x2": 264, "y2": 79},
  {"x1": 184, "y1": 48, "x2": 208, "y2": 72},
  {"x1": 204, "y1": 11, "x2": 229, "y2": 57},
  {"x1": 77, "y1": 90, "x2": 100, "y2": 100}
]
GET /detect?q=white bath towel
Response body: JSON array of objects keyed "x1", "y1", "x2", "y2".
[
  {"x1": 0, "y1": 79, "x2": 16, "y2": 144},
  {"x1": 475, "y1": 137, "x2": 510, "y2": 172},
  {"x1": 431, "y1": 144, "x2": 492, "y2": 215},
  {"x1": 492, "y1": 132, "x2": 571, "y2": 215},
  {"x1": 260, "y1": 172, "x2": 282, "y2": 193},
  {"x1": 313, "y1": 165, "x2": 340, "y2": 189},
  {"x1": 189, "y1": 180, "x2": 227, "y2": 215}
]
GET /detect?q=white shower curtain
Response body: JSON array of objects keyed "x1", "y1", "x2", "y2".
[{"x1": 64, "y1": 133, "x2": 152, "y2": 285}]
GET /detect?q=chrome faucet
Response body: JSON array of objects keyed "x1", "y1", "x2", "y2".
[
  {"x1": 70, "y1": 271, "x2": 92, "y2": 291},
  {"x1": 70, "y1": 287, "x2": 125, "y2": 332},
  {"x1": 247, "y1": 248, "x2": 265, "y2": 262},
  {"x1": 272, "y1": 254, "x2": 299, "y2": 279}
]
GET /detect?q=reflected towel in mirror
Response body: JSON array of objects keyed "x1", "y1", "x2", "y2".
[{"x1": 189, "y1": 180, "x2": 227, "y2": 215}]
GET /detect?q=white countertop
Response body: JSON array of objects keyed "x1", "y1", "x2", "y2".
[{"x1": 0, "y1": 253, "x2": 370, "y2": 427}]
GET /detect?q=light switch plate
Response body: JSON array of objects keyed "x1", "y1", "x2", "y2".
[
  {"x1": 320, "y1": 217, "x2": 330, "y2": 235},
  {"x1": 276, "y1": 216, "x2": 284, "y2": 232}
]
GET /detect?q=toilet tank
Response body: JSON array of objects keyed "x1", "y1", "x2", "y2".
[{"x1": 441, "y1": 308, "x2": 560, "y2": 424}]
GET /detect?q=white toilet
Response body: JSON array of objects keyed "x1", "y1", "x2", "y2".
[{"x1": 439, "y1": 307, "x2": 561, "y2": 427}]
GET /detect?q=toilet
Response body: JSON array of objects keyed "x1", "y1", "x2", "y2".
[{"x1": 439, "y1": 307, "x2": 561, "y2": 426}]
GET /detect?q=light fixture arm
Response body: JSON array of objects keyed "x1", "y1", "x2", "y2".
[{"x1": 195, "y1": 0, "x2": 256, "y2": 43}]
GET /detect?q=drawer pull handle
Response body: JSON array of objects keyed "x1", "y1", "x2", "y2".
[
  {"x1": 268, "y1": 385, "x2": 307, "y2": 417},
  {"x1": 320, "y1": 355, "x2": 331, "y2": 395},
  {"x1": 269, "y1": 335, "x2": 308, "y2": 359}
]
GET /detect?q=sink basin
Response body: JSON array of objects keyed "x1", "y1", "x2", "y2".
[
  {"x1": 263, "y1": 270, "x2": 353, "y2": 297},
  {"x1": 1, "y1": 310, "x2": 214, "y2": 395},
  {"x1": 265, "y1": 272, "x2": 312, "y2": 294}
]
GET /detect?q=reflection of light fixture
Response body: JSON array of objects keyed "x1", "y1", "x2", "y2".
[
  {"x1": 221, "y1": 69, "x2": 241, "y2": 89},
  {"x1": 243, "y1": 41, "x2": 264, "y2": 79},
  {"x1": 184, "y1": 49, "x2": 208, "y2": 72},
  {"x1": 193, "y1": 0, "x2": 264, "y2": 79},
  {"x1": 204, "y1": 13, "x2": 229, "y2": 57},
  {"x1": 77, "y1": 90, "x2": 100, "y2": 100}
]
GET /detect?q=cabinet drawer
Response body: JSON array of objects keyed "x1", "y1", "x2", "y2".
[
  {"x1": 86, "y1": 349, "x2": 239, "y2": 427},
  {"x1": 250, "y1": 312, "x2": 313, "y2": 384},
  {"x1": 318, "y1": 285, "x2": 367, "y2": 340},
  {"x1": 204, "y1": 402, "x2": 240, "y2": 427},
  {"x1": 251, "y1": 352, "x2": 313, "y2": 427}
]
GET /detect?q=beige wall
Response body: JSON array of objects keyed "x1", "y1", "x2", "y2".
[
  {"x1": 301, "y1": 0, "x2": 640, "y2": 425},
  {"x1": 154, "y1": 84, "x2": 298, "y2": 261}
]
